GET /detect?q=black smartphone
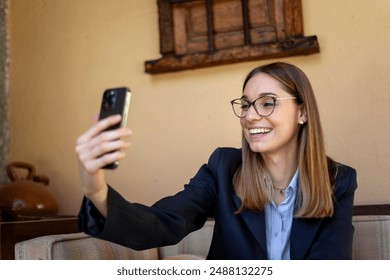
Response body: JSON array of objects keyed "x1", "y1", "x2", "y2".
[{"x1": 98, "y1": 87, "x2": 131, "y2": 169}]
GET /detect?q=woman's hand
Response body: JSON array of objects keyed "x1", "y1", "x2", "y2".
[{"x1": 75, "y1": 115, "x2": 132, "y2": 216}]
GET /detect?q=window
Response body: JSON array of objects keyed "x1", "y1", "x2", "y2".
[{"x1": 145, "y1": 0, "x2": 319, "y2": 74}]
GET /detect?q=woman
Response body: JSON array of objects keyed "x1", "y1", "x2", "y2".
[{"x1": 76, "y1": 62, "x2": 357, "y2": 259}]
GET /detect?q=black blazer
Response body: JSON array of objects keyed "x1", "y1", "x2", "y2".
[{"x1": 78, "y1": 147, "x2": 357, "y2": 259}]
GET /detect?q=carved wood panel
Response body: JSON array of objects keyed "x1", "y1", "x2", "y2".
[{"x1": 145, "y1": 0, "x2": 319, "y2": 74}]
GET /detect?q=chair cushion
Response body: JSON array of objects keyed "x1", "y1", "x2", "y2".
[
  {"x1": 15, "y1": 232, "x2": 158, "y2": 260},
  {"x1": 352, "y1": 215, "x2": 390, "y2": 260}
]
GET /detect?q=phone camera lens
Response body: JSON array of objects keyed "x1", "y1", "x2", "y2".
[{"x1": 103, "y1": 90, "x2": 117, "y2": 110}]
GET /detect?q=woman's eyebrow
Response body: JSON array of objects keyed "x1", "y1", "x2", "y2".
[
  {"x1": 259, "y1": 92, "x2": 277, "y2": 97},
  {"x1": 241, "y1": 92, "x2": 278, "y2": 99}
]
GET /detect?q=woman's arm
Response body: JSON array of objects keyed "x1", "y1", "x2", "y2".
[
  {"x1": 77, "y1": 149, "x2": 225, "y2": 250},
  {"x1": 75, "y1": 114, "x2": 132, "y2": 217}
]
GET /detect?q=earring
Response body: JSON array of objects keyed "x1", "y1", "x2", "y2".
[{"x1": 299, "y1": 120, "x2": 305, "y2": 125}]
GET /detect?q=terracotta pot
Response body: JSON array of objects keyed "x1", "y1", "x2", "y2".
[{"x1": 0, "y1": 162, "x2": 59, "y2": 221}]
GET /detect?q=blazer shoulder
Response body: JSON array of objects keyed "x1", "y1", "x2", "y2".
[
  {"x1": 214, "y1": 147, "x2": 241, "y2": 157},
  {"x1": 209, "y1": 147, "x2": 241, "y2": 164},
  {"x1": 328, "y1": 159, "x2": 357, "y2": 196},
  {"x1": 329, "y1": 159, "x2": 356, "y2": 180},
  {"x1": 207, "y1": 147, "x2": 242, "y2": 175}
]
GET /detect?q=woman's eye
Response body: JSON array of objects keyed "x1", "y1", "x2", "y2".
[
  {"x1": 240, "y1": 102, "x2": 250, "y2": 110},
  {"x1": 262, "y1": 102, "x2": 274, "y2": 108}
]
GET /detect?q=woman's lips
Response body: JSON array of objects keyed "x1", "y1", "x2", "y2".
[{"x1": 248, "y1": 128, "x2": 272, "y2": 135}]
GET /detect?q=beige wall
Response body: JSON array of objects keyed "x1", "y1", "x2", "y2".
[{"x1": 8, "y1": 0, "x2": 390, "y2": 215}]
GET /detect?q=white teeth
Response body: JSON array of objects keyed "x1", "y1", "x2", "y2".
[{"x1": 249, "y1": 128, "x2": 272, "y2": 135}]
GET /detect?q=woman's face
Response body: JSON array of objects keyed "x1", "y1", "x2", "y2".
[{"x1": 240, "y1": 73, "x2": 306, "y2": 157}]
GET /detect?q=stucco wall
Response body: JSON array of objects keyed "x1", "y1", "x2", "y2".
[{"x1": 8, "y1": 0, "x2": 390, "y2": 215}]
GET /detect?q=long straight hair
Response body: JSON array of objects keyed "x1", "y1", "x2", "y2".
[{"x1": 233, "y1": 62, "x2": 334, "y2": 218}]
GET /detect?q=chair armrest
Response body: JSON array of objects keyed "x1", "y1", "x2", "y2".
[{"x1": 159, "y1": 219, "x2": 214, "y2": 260}]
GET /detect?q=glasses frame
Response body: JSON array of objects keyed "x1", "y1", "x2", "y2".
[{"x1": 230, "y1": 95, "x2": 297, "y2": 118}]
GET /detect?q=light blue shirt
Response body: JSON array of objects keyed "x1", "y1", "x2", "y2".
[{"x1": 264, "y1": 170, "x2": 298, "y2": 260}]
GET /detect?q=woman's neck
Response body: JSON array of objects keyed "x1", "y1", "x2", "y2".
[{"x1": 263, "y1": 151, "x2": 298, "y2": 190}]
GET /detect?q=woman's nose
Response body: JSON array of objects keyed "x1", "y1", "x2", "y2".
[{"x1": 245, "y1": 105, "x2": 261, "y2": 121}]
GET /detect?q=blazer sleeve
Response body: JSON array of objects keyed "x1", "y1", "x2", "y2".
[
  {"x1": 78, "y1": 148, "x2": 225, "y2": 250},
  {"x1": 305, "y1": 164, "x2": 358, "y2": 259}
]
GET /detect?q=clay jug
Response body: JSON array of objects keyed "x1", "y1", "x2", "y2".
[{"x1": 0, "y1": 162, "x2": 59, "y2": 221}]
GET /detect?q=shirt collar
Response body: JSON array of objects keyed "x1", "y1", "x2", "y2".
[
  {"x1": 290, "y1": 169, "x2": 299, "y2": 191},
  {"x1": 284, "y1": 169, "x2": 299, "y2": 197}
]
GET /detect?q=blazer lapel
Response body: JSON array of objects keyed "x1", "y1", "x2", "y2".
[
  {"x1": 290, "y1": 217, "x2": 322, "y2": 259},
  {"x1": 232, "y1": 193, "x2": 323, "y2": 259},
  {"x1": 232, "y1": 194, "x2": 268, "y2": 256}
]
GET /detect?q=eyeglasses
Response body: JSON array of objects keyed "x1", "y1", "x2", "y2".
[{"x1": 230, "y1": 95, "x2": 297, "y2": 118}]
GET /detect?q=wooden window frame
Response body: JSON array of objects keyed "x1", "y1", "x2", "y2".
[{"x1": 145, "y1": 0, "x2": 319, "y2": 74}]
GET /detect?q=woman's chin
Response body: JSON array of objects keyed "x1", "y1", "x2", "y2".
[{"x1": 248, "y1": 142, "x2": 268, "y2": 154}]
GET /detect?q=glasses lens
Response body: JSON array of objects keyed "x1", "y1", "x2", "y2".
[
  {"x1": 255, "y1": 96, "x2": 275, "y2": 117},
  {"x1": 232, "y1": 99, "x2": 250, "y2": 118},
  {"x1": 231, "y1": 96, "x2": 276, "y2": 118}
]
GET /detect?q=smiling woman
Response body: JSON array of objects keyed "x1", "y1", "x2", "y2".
[
  {"x1": 76, "y1": 61, "x2": 358, "y2": 260},
  {"x1": 233, "y1": 63, "x2": 327, "y2": 216}
]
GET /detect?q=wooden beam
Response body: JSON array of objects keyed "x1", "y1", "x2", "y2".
[{"x1": 145, "y1": 35, "x2": 319, "y2": 74}]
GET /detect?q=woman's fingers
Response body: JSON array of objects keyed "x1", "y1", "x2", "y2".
[
  {"x1": 80, "y1": 127, "x2": 131, "y2": 157},
  {"x1": 97, "y1": 150, "x2": 127, "y2": 169},
  {"x1": 76, "y1": 115, "x2": 122, "y2": 145},
  {"x1": 76, "y1": 115, "x2": 132, "y2": 173},
  {"x1": 77, "y1": 135, "x2": 131, "y2": 172},
  {"x1": 90, "y1": 137, "x2": 131, "y2": 159},
  {"x1": 82, "y1": 150, "x2": 126, "y2": 174},
  {"x1": 80, "y1": 138, "x2": 130, "y2": 171}
]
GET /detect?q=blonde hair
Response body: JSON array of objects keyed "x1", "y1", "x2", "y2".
[{"x1": 233, "y1": 62, "x2": 334, "y2": 218}]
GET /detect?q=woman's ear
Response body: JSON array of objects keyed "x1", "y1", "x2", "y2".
[{"x1": 298, "y1": 107, "x2": 307, "y2": 124}]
